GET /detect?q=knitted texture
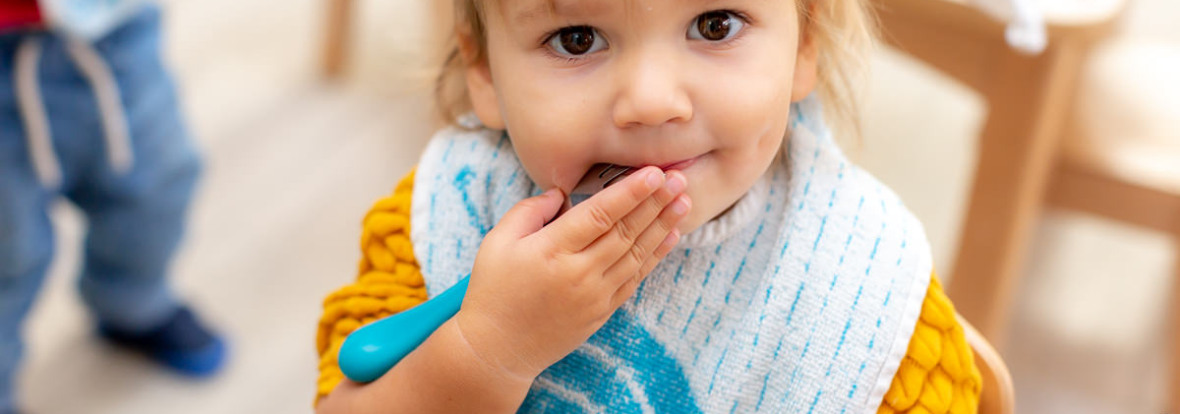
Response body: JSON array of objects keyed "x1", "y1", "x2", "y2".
[
  {"x1": 878, "y1": 277, "x2": 982, "y2": 414},
  {"x1": 314, "y1": 170, "x2": 427, "y2": 405},
  {"x1": 313, "y1": 170, "x2": 982, "y2": 413}
]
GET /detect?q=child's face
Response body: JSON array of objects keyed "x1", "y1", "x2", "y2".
[{"x1": 465, "y1": 0, "x2": 818, "y2": 233}]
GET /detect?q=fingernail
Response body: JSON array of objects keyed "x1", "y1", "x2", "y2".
[
  {"x1": 671, "y1": 197, "x2": 690, "y2": 216},
  {"x1": 645, "y1": 169, "x2": 663, "y2": 189},
  {"x1": 663, "y1": 174, "x2": 686, "y2": 194},
  {"x1": 665, "y1": 229, "x2": 681, "y2": 246}
]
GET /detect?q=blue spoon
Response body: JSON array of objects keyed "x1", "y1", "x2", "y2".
[{"x1": 338, "y1": 275, "x2": 470, "y2": 383}]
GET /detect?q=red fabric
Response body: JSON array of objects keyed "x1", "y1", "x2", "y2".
[{"x1": 0, "y1": 0, "x2": 42, "y2": 30}]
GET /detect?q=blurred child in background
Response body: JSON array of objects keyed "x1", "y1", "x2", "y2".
[{"x1": 1, "y1": 1, "x2": 225, "y2": 412}]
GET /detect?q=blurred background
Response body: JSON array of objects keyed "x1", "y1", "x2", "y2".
[{"x1": 12, "y1": 0, "x2": 1179, "y2": 412}]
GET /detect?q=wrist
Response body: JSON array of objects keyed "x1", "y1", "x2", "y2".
[
  {"x1": 328, "y1": 315, "x2": 537, "y2": 413},
  {"x1": 452, "y1": 310, "x2": 546, "y2": 382}
]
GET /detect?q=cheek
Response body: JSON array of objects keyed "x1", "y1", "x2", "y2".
[
  {"x1": 680, "y1": 50, "x2": 794, "y2": 227},
  {"x1": 692, "y1": 45, "x2": 797, "y2": 139},
  {"x1": 498, "y1": 89, "x2": 604, "y2": 191},
  {"x1": 509, "y1": 132, "x2": 588, "y2": 192},
  {"x1": 489, "y1": 58, "x2": 611, "y2": 191},
  {"x1": 699, "y1": 71, "x2": 794, "y2": 159}
]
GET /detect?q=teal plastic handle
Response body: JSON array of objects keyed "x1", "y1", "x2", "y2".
[{"x1": 338, "y1": 275, "x2": 470, "y2": 383}]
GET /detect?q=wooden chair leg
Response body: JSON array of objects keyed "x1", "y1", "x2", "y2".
[
  {"x1": 959, "y1": 314, "x2": 1016, "y2": 414},
  {"x1": 322, "y1": 0, "x2": 354, "y2": 78},
  {"x1": 947, "y1": 40, "x2": 1089, "y2": 346}
]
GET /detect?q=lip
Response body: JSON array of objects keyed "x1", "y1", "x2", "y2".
[{"x1": 638, "y1": 155, "x2": 702, "y2": 172}]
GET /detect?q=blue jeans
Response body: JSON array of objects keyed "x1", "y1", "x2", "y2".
[{"x1": 0, "y1": 7, "x2": 199, "y2": 410}]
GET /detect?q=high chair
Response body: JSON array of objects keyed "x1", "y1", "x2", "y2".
[{"x1": 959, "y1": 314, "x2": 1016, "y2": 414}]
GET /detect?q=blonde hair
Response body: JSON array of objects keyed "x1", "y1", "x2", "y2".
[{"x1": 435, "y1": 0, "x2": 877, "y2": 140}]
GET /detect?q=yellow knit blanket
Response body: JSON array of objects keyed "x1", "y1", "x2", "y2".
[{"x1": 315, "y1": 170, "x2": 982, "y2": 413}]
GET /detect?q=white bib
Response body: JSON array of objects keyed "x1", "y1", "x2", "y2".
[{"x1": 411, "y1": 96, "x2": 932, "y2": 414}]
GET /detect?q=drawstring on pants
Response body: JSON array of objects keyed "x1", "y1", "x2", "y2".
[{"x1": 14, "y1": 36, "x2": 135, "y2": 190}]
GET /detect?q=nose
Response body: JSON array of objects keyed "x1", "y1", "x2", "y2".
[{"x1": 611, "y1": 50, "x2": 693, "y2": 129}]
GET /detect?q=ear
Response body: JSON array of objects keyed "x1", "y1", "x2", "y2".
[
  {"x1": 459, "y1": 32, "x2": 506, "y2": 130},
  {"x1": 790, "y1": 10, "x2": 820, "y2": 102}
]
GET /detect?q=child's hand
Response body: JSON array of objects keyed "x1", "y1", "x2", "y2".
[{"x1": 456, "y1": 167, "x2": 690, "y2": 381}]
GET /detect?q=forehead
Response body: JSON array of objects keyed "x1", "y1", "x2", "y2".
[
  {"x1": 495, "y1": 0, "x2": 739, "y2": 22},
  {"x1": 489, "y1": 0, "x2": 798, "y2": 25},
  {"x1": 496, "y1": 0, "x2": 613, "y2": 21}
]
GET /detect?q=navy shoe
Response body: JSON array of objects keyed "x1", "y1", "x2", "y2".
[{"x1": 99, "y1": 307, "x2": 227, "y2": 378}]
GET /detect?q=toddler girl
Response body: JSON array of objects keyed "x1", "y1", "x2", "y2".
[{"x1": 316, "y1": 1, "x2": 982, "y2": 412}]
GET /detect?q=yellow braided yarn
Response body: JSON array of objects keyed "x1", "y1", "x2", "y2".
[
  {"x1": 313, "y1": 170, "x2": 982, "y2": 412},
  {"x1": 878, "y1": 275, "x2": 983, "y2": 414},
  {"x1": 314, "y1": 170, "x2": 426, "y2": 406}
]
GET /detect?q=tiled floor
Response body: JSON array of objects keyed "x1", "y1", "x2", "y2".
[{"x1": 12, "y1": 0, "x2": 1178, "y2": 413}]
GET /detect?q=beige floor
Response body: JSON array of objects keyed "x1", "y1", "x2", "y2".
[{"x1": 13, "y1": 0, "x2": 1177, "y2": 413}]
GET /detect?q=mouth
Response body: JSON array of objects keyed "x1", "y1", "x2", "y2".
[
  {"x1": 632, "y1": 154, "x2": 704, "y2": 172},
  {"x1": 560, "y1": 154, "x2": 703, "y2": 215}
]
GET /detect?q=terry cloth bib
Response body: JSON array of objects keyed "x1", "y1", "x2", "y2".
[{"x1": 410, "y1": 96, "x2": 933, "y2": 414}]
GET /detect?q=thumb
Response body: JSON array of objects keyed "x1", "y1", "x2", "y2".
[{"x1": 494, "y1": 189, "x2": 565, "y2": 238}]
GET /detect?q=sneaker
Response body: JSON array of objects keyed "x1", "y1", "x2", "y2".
[{"x1": 98, "y1": 306, "x2": 227, "y2": 378}]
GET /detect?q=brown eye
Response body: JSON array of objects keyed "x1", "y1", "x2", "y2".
[
  {"x1": 548, "y1": 26, "x2": 605, "y2": 56},
  {"x1": 690, "y1": 11, "x2": 744, "y2": 42}
]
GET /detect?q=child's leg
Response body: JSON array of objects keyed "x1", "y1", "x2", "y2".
[
  {"x1": 0, "y1": 156, "x2": 55, "y2": 414},
  {"x1": 61, "y1": 7, "x2": 224, "y2": 376},
  {"x1": 61, "y1": 7, "x2": 203, "y2": 335},
  {"x1": 0, "y1": 35, "x2": 59, "y2": 414}
]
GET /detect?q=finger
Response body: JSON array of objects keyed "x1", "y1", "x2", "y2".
[
  {"x1": 586, "y1": 170, "x2": 687, "y2": 263},
  {"x1": 603, "y1": 193, "x2": 690, "y2": 286},
  {"x1": 541, "y1": 167, "x2": 665, "y2": 252},
  {"x1": 492, "y1": 189, "x2": 565, "y2": 239},
  {"x1": 610, "y1": 228, "x2": 680, "y2": 308}
]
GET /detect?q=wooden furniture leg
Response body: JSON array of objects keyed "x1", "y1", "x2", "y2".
[
  {"x1": 871, "y1": 0, "x2": 1101, "y2": 345},
  {"x1": 871, "y1": 0, "x2": 1125, "y2": 345},
  {"x1": 946, "y1": 41, "x2": 1089, "y2": 345},
  {"x1": 322, "y1": 0, "x2": 354, "y2": 78},
  {"x1": 959, "y1": 314, "x2": 1016, "y2": 414}
]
